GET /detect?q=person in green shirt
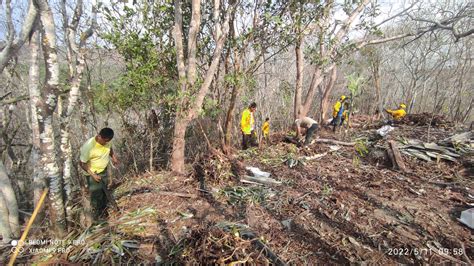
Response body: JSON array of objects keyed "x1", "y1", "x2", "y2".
[{"x1": 79, "y1": 128, "x2": 119, "y2": 220}]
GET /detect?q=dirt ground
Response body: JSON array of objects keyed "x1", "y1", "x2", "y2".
[
  {"x1": 93, "y1": 123, "x2": 472, "y2": 264},
  {"x1": 8, "y1": 122, "x2": 473, "y2": 264}
]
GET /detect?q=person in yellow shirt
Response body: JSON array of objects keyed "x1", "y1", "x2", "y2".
[
  {"x1": 262, "y1": 117, "x2": 270, "y2": 143},
  {"x1": 240, "y1": 102, "x2": 257, "y2": 149},
  {"x1": 385, "y1": 103, "x2": 407, "y2": 121},
  {"x1": 332, "y1": 95, "x2": 347, "y2": 119},
  {"x1": 80, "y1": 128, "x2": 118, "y2": 220},
  {"x1": 331, "y1": 95, "x2": 348, "y2": 132}
]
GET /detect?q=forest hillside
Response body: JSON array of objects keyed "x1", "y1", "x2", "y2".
[{"x1": 0, "y1": 0, "x2": 473, "y2": 264}]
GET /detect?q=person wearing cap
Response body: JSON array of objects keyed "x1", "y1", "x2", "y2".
[
  {"x1": 240, "y1": 102, "x2": 257, "y2": 149},
  {"x1": 331, "y1": 95, "x2": 349, "y2": 131},
  {"x1": 385, "y1": 103, "x2": 407, "y2": 121},
  {"x1": 294, "y1": 117, "x2": 319, "y2": 146},
  {"x1": 332, "y1": 96, "x2": 347, "y2": 123}
]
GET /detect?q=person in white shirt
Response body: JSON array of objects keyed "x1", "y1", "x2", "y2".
[{"x1": 294, "y1": 117, "x2": 319, "y2": 146}]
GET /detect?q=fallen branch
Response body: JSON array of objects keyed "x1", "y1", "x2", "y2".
[
  {"x1": 242, "y1": 175, "x2": 282, "y2": 186},
  {"x1": 302, "y1": 152, "x2": 328, "y2": 161},
  {"x1": 158, "y1": 191, "x2": 197, "y2": 199},
  {"x1": 240, "y1": 179, "x2": 264, "y2": 186},
  {"x1": 315, "y1": 138, "x2": 355, "y2": 146}
]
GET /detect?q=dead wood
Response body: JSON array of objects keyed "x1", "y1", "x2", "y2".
[
  {"x1": 315, "y1": 138, "x2": 355, "y2": 146},
  {"x1": 388, "y1": 140, "x2": 408, "y2": 172}
]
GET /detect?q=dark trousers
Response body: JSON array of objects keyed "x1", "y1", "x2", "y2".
[
  {"x1": 305, "y1": 123, "x2": 318, "y2": 145},
  {"x1": 242, "y1": 133, "x2": 251, "y2": 150},
  {"x1": 242, "y1": 131, "x2": 257, "y2": 150},
  {"x1": 332, "y1": 116, "x2": 344, "y2": 131},
  {"x1": 87, "y1": 170, "x2": 109, "y2": 219}
]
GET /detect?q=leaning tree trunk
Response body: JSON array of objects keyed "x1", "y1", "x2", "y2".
[
  {"x1": 300, "y1": 65, "x2": 333, "y2": 117},
  {"x1": 320, "y1": 66, "x2": 337, "y2": 122},
  {"x1": 0, "y1": 161, "x2": 20, "y2": 242},
  {"x1": 36, "y1": 0, "x2": 67, "y2": 236},
  {"x1": 298, "y1": 0, "x2": 368, "y2": 118}
]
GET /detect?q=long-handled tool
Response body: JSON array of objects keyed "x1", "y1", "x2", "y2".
[{"x1": 8, "y1": 188, "x2": 48, "y2": 266}]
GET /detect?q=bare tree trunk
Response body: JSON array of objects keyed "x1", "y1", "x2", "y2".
[
  {"x1": 223, "y1": 11, "x2": 240, "y2": 149},
  {"x1": 0, "y1": 160, "x2": 19, "y2": 241},
  {"x1": 370, "y1": 56, "x2": 383, "y2": 119},
  {"x1": 58, "y1": 1, "x2": 97, "y2": 223},
  {"x1": 320, "y1": 65, "x2": 337, "y2": 122},
  {"x1": 297, "y1": 0, "x2": 368, "y2": 118},
  {"x1": 224, "y1": 76, "x2": 241, "y2": 148},
  {"x1": 0, "y1": 192, "x2": 11, "y2": 243},
  {"x1": 294, "y1": 36, "x2": 303, "y2": 120},
  {"x1": 301, "y1": 64, "x2": 334, "y2": 117},
  {"x1": 28, "y1": 29, "x2": 46, "y2": 206},
  {"x1": 36, "y1": 0, "x2": 67, "y2": 236},
  {"x1": 170, "y1": 117, "x2": 188, "y2": 173},
  {"x1": 170, "y1": 0, "x2": 232, "y2": 173}
]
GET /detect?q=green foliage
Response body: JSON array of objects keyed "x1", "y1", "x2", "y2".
[
  {"x1": 304, "y1": 45, "x2": 330, "y2": 66},
  {"x1": 352, "y1": 155, "x2": 361, "y2": 168},
  {"x1": 346, "y1": 72, "x2": 365, "y2": 97},
  {"x1": 321, "y1": 183, "x2": 333, "y2": 197},
  {"x1": 98, "y1": 2, "x2": 177, "y2": 112},
  {"x1": 200, "y1": 98, "x2": 222, "y2": 118},
  {"x1": 354, "y1": 138, "x2": 369, "y2": 157},
  {"x1": 220, "y1": 186, "x2": 271, "y2": 206}
]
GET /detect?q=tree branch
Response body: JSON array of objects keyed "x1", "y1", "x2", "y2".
[
  {"x1": 356, "y1": 33, "x2": 414, "y2": 49},
  {"x1": 0, "y1": 0, "x2": 38, "y2": 74},
  {"x1": 189, "y1": 3, "x2": 234, "y2": 121},
  {"x1": 374, "y1": 1, "x2": 418, "y2": 29}
]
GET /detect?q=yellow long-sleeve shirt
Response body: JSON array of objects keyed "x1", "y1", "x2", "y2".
[
  {"x1": 240, "y1": 108, "x2": 254, "y2": 135},
  {"x1": 332, "y1": 101, "x2": 342, "y2": 118},
  {"x1": 386, "y1": 108, "x2": 406, "y2": 120},
  {"x1": 262, "y1": 121, "x2": 270, "y2": 137}
]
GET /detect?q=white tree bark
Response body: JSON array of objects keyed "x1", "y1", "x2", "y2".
[
  {"x1": 59, "y1": 0, "x2": 97, "y2": 205},
  {"x1": 28, "y1": 29, "x2": 46, "y2": 206},
  {"x1": 0, "y1": 160, "x2": 20, "y2": 241},
  {"x1": 35, "y1": 0, "x2": 66, "y2": 236},
  {"x1": 0, "y1": 192, "x2": 12, "y2": 244},
  {"x1": 0, "y1": 0, "x2": 38, "y2": 74}
]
